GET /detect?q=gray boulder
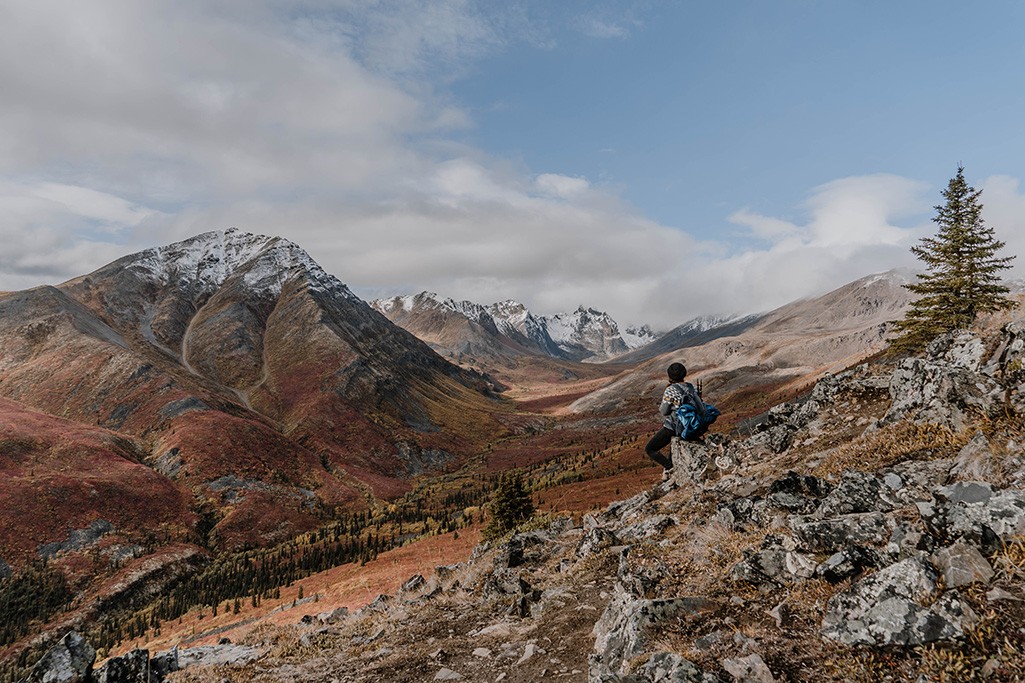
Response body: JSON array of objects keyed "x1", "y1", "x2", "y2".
[
  {"x1": 916, "y1": 482, "x2": 1025, "y2": 545},
  {"x1": 591, "y1": 586, "x2": 719, "y2": 677},
  {"x1": 882, "y1": 460, "x2": 955, "y2": 505},
  {"x1": 149, "y1": 647, "x2": 179, "y2": 682},
  {"x1": 93, "y1": 649, "x2": 148, "y2": 683},
  {"x1": 791, "y1": 512, "x2": 894, "y2": 553},
  {"x1": 816, "y1": 471, "x2": 899, "y2": 517},
  {"x1": 618, "y1": 548, "x2": 668, "y2": 599},
  {"x1": 731, "y1": 546, "x2": 817, "y2": 587},
  {"x1": 821, "y1": 558, "x2": 972, "y2": 646},
  {"x1": 931, "y1": 541, "x2": 995, "y2": 588},
  {"x1": 716, "y1": 498, "x2": 770, "y2": 532},
  {"x1": 722, "y1": 653, "x2": 776, "y2": 682},
  {"x1": 24, "y1": 632, "x2": 95, "y2": 683},
  {"x1": 618, "y1": 515, "x2": 676, "y2": 543},
  {"x1": 765, "y1": 472, "x2": 832, "y2": 514},
  {"x1": 815, "y1": 546, "x2": 880, "y2": 584},
  {"x1": 400, "y1": 574, "x2": 426, "y2": 593},
  {"x1": 635, "y1": 652, "x2": 718, "y2": 682},
  {"x1": 577, "y1": 527, "x2": 619, "y2": 558},
  {"x1": 884, "y1": 332, "x2": 1000, "y2": 430},
  {"x1": 670, "y1": 439, "x2": 714, "y2": 483},
  {"x1": 949, "y1": 432, "x2": 997, "y2": 482},
  {"x1": 884, "y1": 522, "x2": 937, "y2": 562}
]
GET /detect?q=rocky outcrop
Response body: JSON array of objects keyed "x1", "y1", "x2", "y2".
[
  {"x1": 884, "y1": 331, "x2": 1002, "y2": 429},
  {"x1": 23, "y1": 632, "x2": 95, "y2": 683},
  {"x1": 93, "y1": 649, "x2": 148, "y2": 683}
]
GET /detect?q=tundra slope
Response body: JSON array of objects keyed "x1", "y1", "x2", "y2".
[
  {"x1": 0, "y1": 229, "x2": 505, "y2": 561},
  {"x1": 62, "y1": 320, "x2": 1025, "y2": 683}
]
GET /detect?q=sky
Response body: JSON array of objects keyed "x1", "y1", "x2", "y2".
[{"x1": 3, "y1": 0, "x2": 1025, "y2": 329}]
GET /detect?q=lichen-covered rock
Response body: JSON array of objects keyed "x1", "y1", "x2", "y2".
[
  {"x1": 821, "y1": 558, "x2": 970, "y2": 646},
  {"x1": 400, "y1": 574, "x2": 426, "y2": 593},
  {"x1": 731, "y1": 546, "x2": 817, "y2": 586},
  {"x1": 816, "y1": 471, "x2": 899, "y2": 517},
  {"x1": 618, "y1": 549, "x2": 668, "y2": 599},
  {"x1": 885, "y1": 522, "x2": 937, "y2": 562},
  {"x1": 882, "y1": 460, "x2": 955, "y2": 505},
  {"x1": 722, "y1": 653, "x2": 777, "y2": 682},
  {"x1": 815, "y1": 546, "x2": 880, "y2": 584},
  {"x1": 618, "y1": 515, "x2": 675, "y2": 543},
  {"x1": 150, "y1": 647, "x2": 179, "y2": 682},
  {"x1": 716, "y1": 498, "x2": 770, "y2": 532},
  {"x1": 931, "y1": 541, "x2": 995, "y2": 588},
  {"x1": 670, "y1": 439, "x2": 714, "y2": 483},
  {"x1": 603, "y1": 490, "x2": 655, "y2": 526},
  {"x1": 93, "y1": 649, "x2": 148, "y2": 683},
  {"x1": 884, "y1": 332, "x2": 1000, "y2": 430},
  {"x1": 576, "y1": 527, "x2": 619, "y2": 558},
  {"x1": 916, "y1": 482, "x2": 1025, "y2": 544},
  {"x1": 24, "y1": 632, "x2": 95, "y2": 683},
  {"x1": 634, "y1": 652, "x2": 718, "y2": 683},
  {"x1": 765, "y1": 472, "x2": 832, "y2": 514},
  {"x1": 747, "y1": 425, "x2": 794, "y2": 455},
  {"x1": 791, "y1": 512, "x2": 894, "y2": 553},
  {"x1": 949, "y1": 432, "x2": 997, "y2": 482},
  {"x1": 591, "y1": 586, "x2": 719, "y2": 677},
  {"x1": 483, "y1": 568, "x2": 531, "y2": 598}
]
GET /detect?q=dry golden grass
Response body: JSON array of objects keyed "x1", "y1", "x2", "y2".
[{"x1": 812, "y1": 421, "x2": 974, "y2": 479}]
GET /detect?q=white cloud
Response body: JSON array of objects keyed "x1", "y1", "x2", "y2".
[
  {"x1": 535, "y1": 173, "x2": 590, "y2": 198},
  {"x1": 980, "y1": 175, "x2": 1025, "y2": 279},
  {"x1": 1, "y1": 2, "x2": 1018, "y2": 331}
]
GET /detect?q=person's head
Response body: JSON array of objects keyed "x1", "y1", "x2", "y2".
[{"x1": 667, "y1": 362, "x2": 687, "y2": 383}]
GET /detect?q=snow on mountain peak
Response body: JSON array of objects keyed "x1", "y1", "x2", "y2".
[{"x1": 125, "y1": 229, "x2": 356, "y2": 300}]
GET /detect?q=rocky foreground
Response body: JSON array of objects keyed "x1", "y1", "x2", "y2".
[{"x1": 24, "y1": 326, "x2": 1025, "y2": 682}]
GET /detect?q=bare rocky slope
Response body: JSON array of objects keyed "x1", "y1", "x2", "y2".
[
  {"x1": 571, "y1": 270, "x2": 917, "y2": 420},
  {"x1": 33, "y1": 319, "x2": 1025, "y2": 682}
]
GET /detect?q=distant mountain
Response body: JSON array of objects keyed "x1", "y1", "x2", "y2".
[
  {"x1": 372, "y1": 294, "x2": 659, "y2": 364},
  {"x1": 571, "y1": 269, "x2": 916, "y2": 414},
  {"x1": 0, "y1": 230, "x2": 504, "y2": 559},
  {"x1": 612, "y1": 313, "x2": 754, "y2": 364}
]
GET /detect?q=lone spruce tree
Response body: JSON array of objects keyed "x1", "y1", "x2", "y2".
[
  {"x1": 893, "y1": 165, "x2": 1016, "y2": 350},
  {"x1": 483, "y1": 473, "x2": 534, "y2": 540}
]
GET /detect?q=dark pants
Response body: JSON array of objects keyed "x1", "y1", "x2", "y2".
[{"x1": 645, "y1": 427, "x2": 674, "y2": 470}]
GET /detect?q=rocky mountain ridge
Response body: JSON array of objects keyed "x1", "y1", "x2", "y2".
[
  {"x1": 31, "y1": 321, "x2": 1025, "y2": 682},
  {"x1": 372, "y1": 292, "x2": 659, "y2": 363}
]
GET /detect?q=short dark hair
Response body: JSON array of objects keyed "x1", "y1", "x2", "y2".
[{"x1": 667, "y1": 362, "x2": 687, "y2": 382}]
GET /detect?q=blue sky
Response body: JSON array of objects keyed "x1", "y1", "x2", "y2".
[
  {"x1": 452, "y1": 1, "x2": 1025, "y2": 236},
  {"x1": 2, "y1": 1, "x2": 1025, "y2": 327}
]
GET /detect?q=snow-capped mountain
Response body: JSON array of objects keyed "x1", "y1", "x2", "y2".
[
  {"x1": 543, "y1": 306, "x2": 629, "y2": 360},
  {"x1": 373, "y1": 293, "x2": 659, "y2": 363},
  {"x1": 622, "y1": 324, "x2": 660, "y2": 350}
]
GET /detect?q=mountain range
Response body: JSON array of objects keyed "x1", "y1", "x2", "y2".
[{"x1": 371, "y1": 293, "x2": 660, "y2": 364}]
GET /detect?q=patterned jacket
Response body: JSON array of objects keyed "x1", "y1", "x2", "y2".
[{"x1": 658, "y1": 382, "x2": 703, "y2": 430}]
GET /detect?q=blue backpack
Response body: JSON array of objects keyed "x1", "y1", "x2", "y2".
[{"x1": 671, "y1": 385, "x2": 720, "y2": 439}]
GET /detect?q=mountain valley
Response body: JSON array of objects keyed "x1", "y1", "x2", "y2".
[{"x1": 4, "y1": 231, "x2": 1023, "y2": 683}]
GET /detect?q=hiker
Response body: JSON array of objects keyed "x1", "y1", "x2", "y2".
[{"x1": 644, "y1": 362, "x2": 705, "y2": 470}]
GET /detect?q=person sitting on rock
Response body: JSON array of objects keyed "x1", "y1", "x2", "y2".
[{"x1": 644, "y1": 362, "x2": 704, "y2": 470}]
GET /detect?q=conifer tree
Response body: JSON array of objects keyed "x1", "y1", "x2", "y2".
[
  {"x1": 483, "y1": 473, "x2": 534, "y2": 540},
  {"x1": 893, "y1": 165, "x2": 1016, "y2": 350}
]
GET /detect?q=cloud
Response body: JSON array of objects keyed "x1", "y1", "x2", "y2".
[
  {"x1": 535, "y1": 173, "x2": 590, "y2": 198},
  {"x1": 1, "y1": 2, "x2": 1019, "y2": 331},
  {"x1": 980, "y1": 175, "x2": 1025, "y2": 279}
]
